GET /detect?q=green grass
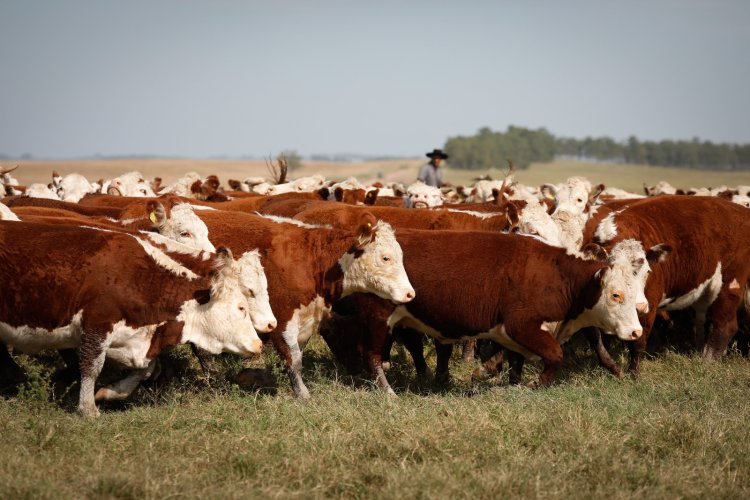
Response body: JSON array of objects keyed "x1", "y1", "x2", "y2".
[{"x1": 1, "y1": 337, "x2": 749, "y2": 499}]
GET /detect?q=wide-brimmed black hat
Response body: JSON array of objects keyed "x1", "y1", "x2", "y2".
[{"x1": 426, "y1": 148, "x2": 449, "y2": 160}]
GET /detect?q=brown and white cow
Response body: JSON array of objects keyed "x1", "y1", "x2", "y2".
[
  {"x1": 194, "y1": 210, "x2": 415, "y2": 399},
  {"x1": 584, "y1": 195, "x2": 750, "y2": 371},
  {"x1": 0, "y1": 222, "x2": 270, "y2": 416}
]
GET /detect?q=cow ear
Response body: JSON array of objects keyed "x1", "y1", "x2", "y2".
[
  {"x1": 540, "y1": 183, "x2": 556, "y2": 200},
  {"x1": 190, "y1": 180, "x2": 202, "y2": 194},
  {"x1": 334, "y1": 187, "x2": 345, "y2": 202},
  {"x1": 194, "y1": 289, "x2": 211, "y2": 305},
  {"x1": 582, "y1": 242, "x2": 608, "y2": 261},
  {"x1": 643, "y1": 183, "x2": 650, "y2": 196},
  {"x1": 147, "y1": 201, "x2": 167, "y2": 227},
  {"x1": 589, "y1": 184, "x2": 605, "y2": 204},
  {"x1": 317, "y1": 187, "x2": 331, "y2": 200},
  {"x1": 393, "y1": 186, "x2": 405, "y2": 197},
  {"x1": 717, "y1": 190, "x2": 734, "y2": 201},
  {"x1": 228, "y1": 179, "x2": 242, "y2": 191},
  {"x1": 354, "y1": 213, "x2": 378, "y2": 250},
  {"x1": 505, "y1": 203, "x2": 519, "y2": 228},
  {"x1": 364, "y1": 189, "x2": 379, "y2": 205},
  {"x1": 646, "y1": 243, "x2": 671, "y2": 264}
]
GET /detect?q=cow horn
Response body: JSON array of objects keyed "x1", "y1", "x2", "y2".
[{"x1": 0, "y1": 164, "x2": 19, "y2": 175}]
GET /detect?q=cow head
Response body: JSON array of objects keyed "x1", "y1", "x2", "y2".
[
  {"x1": 233, "y1": 249, "x2": 277, "y2": 333},
  {"x1": 182, "y1": 247, "x2": 264, "y2": 356},
  {"x1": 577, "y1": 239, "x2": 671, "y2": 340},
  {"x1": 108, "y1": 171, "x2": 156, "y2": 197},
  {"x1": 338, "y1": 214, "x2": 415, "y2": 304},
  {"x1": 404, "y1": 182, "x2": 443, "y2": 209},
  {"x1": 553, "y1": 177, "x2": 604, "y2": 216},
  {"x1": 147, "y1": 201, "x2": 216, "y2": 253}
]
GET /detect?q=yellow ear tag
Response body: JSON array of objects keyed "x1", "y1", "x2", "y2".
[
  {"x1": 367, "y1": 222, "x2": 372, "y2": 228},
  {"x1": 149, "y1": 212, "x2": 158, "y2": 223}
]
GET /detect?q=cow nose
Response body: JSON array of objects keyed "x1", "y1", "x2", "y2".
[
  {"x1": 636, "y1": 302, "x2": 649, "y2": 314},
  {"x1": 405, "y1": 290, "x2": 415, "y2": 300},
  {"x1": 630, "y1": 329, "x2": 642, "y2": 340},
  {"x1": 252, "y1": 339, "x2": 264, "y2": 354},
  {"x1": 268, "y1": 320, "x2": 277, "y2": 331}
]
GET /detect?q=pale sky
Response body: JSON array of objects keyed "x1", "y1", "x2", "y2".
[{"x1": 1, "y1": 0, "x2": 749, "y2": 158}]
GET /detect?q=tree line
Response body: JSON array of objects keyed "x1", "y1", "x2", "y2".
[{"x1": 443, "y1": 126, "x2": 750, "y2": 171}]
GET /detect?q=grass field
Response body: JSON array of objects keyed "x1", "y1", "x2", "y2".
[
  {"x1": 8, "y1": 157, "x2": 750, "y2": 193},
  {"x1": 3, "y1": 157, "x2": 750, "y2": 498},
  {"x1": 2, "y1": 336, "x2": 750, "y2": 499}
]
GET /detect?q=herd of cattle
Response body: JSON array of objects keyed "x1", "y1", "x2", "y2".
[{"x1": 0, "y1": 163, "x2": 749, "y2": 417}]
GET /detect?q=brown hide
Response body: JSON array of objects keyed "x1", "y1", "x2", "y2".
[{"x1": 5, "y1": 197, "x2": 123, "y2": 219}]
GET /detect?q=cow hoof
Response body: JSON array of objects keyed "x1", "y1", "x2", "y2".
[{"x1": 77, "y1": 405, "x2": 101, "y2": 418}]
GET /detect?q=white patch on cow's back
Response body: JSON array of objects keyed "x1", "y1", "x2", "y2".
[
  {"x1": 257, "y1": 213, "x2": 332, "y2": 229},
  {"x1": 659, "y1": 262, "x2": 722, "y2": 311},
  {"x1": 446, "y1": 209, "x2": 502, "y2": 220},
  {"x1": 188, "y1": 204, "x2": 216, "y2": 211},
  {"x1": 0, "y1": 310, "x2": 84, "y2": 354},
  {"x1": 594, "y1": 212, "x2": 618, "y2": 243},
  {"x1": 130, "y1": 236, "x2": 200, "y2": 280}
]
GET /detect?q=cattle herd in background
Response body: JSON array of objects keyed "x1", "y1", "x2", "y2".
[{"x1": 1, "y1": 160, "x2": 749, "y2": 417}]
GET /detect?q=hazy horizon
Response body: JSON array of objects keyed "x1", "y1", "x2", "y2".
[{"x1": 2, "y1": 1, "x2": 749, "y2": 159}]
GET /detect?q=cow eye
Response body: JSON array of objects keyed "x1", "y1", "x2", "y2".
[
  {"x1": 611, "y1": 292, "x2": 622, "y2": 301},
  {"x1": 382, "y1": 255, "x2": 391, "y2": 262},
  {"x1": 180, "y1": 231, "x2": 191, "y2": 238},
  {"x1": 247, "y1": 289, "x2": 256, "y2": 298},
  {"x1": 238, "y1": 305, "x2": 246, "y2": 313},
  {"x1": 577, "y1": 198, "x2": 584, "y2": 203}
]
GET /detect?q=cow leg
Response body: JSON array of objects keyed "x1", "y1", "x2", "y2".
[
  {"x1": 582, "y1": 327, "x2": 622, "y2": 378},
  {"x1": 274, "y1": 324, "x2": 310, "y2": 400},
  {"x1": 366, "y1": 349, "x2": 396, "y2": 396},
  {"x1": 77, "y1": 329, "x2": 110, "y2": 417},
  {"x1": 508, "y1": 325, "x2": 563, "y2": 387},
  {"x1": 507, "y1": 350, "x2": 525, "y2": 385},
  {"x1": 434, "y1": 341, "x2": 453, "y2": 385},
  {"x1": 399, "y1": 328, "x2": 429, "y2": 378},
  {"x1": 0, "y1": 341, "x2": 26, "y2": 384},
  {"x1": 95, "y1": 358, "x2": 159, "y2": 401},
  {"x1": 190, "y1": 343, "x2": 217, "y2": 378},
  {"x1": 703, "y1": 286, "x2": 743, "y2": 360},
  {"x1": 380, "y1": 328, "x2": 397, "y2": 371},
  {"x1": 461, "y1": 339, "x2": 476, "y2": 363},
  {"x1": 627, "y1": 307, "x2": 658, "y2": 376}
]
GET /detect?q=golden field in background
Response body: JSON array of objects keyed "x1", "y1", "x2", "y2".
[{"x1": 6, "y1": 158, "x2": 750, "y2": 193}]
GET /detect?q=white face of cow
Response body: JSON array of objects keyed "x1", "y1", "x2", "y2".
[
  {"x1": 108, "y1": 171, "x2": 156, "y2": 197},
  {"x1": 293, "y1": 175, "x2": 326, "y2": 192},
  {"x1": 517, "y1": 202, "x2": 563, "y2": 246},
  {"x1": 607, "y1": 239, "x2": 652, "y2": 313},
  {"x1": 553, "y1": 177, "x2": 593, "y2": 216},
  {"x1": 404, "y1": 182, "x2": 443, "y2": 209},
  {"x1": 25, "y1": 183, "x2": 60, "y2": 200},
  {"x1": 58, "y1": 173, "x2": 94, "y2": 203},
  {"x1": 234, "y1": 250, "x2": 277, "y2": 333},
  {"x1": 339, "y1": 222, "x2": 415, "y2": 304},
  {"x1": 180, "y1": 249, "x2": 264, "y2": 356},
  {"x1": 159, "y1": 203, "x2": 216, "y2": 253},
  {"x1": 588, "y1": 264, "x2": 644, "y2": 341},
  {"x1": 266, "y1": 183, "x2": 294, "y2": 196}
]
